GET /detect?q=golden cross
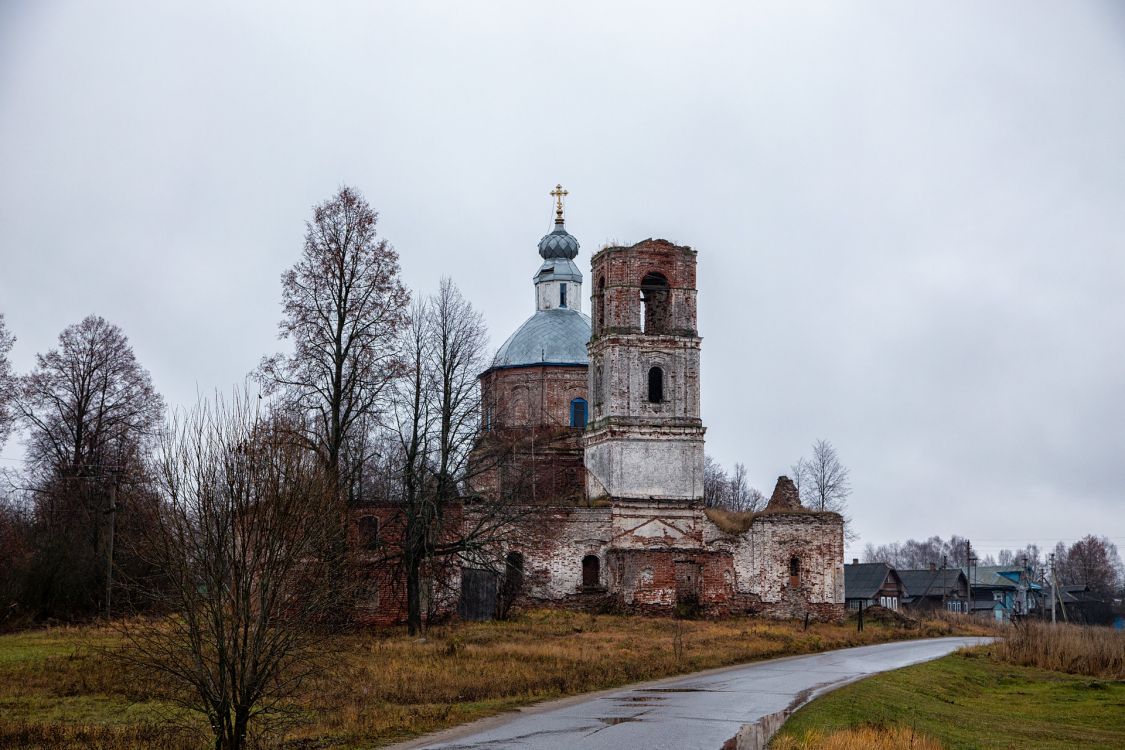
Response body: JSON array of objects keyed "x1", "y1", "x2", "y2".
[{"x1": 550, "y1": 183, "x2": 568, "y2": 222}]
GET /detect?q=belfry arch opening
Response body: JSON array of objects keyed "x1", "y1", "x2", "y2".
[{"x1": 640, "y1": 272, "x2": 670, "y2": 334}]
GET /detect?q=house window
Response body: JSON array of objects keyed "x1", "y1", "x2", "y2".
[
  {"x1": 789, "y1": 556, "x2": 800, "y2": 587},
  {"x1": 560, "y1": 283, "x2": 568, "y2": 308},
  {"x1": 647, "y1": 366, "x2": 664, "y2": 403},
  {"x1": 582, "y1": 555, "x2": 600, "y2": 587},
  {"x1": 570, "y1": 398, "x2": 587, "y2": 428},
  {"x1": 358, "y1": 516, "x2": 379, "y2": 551}
]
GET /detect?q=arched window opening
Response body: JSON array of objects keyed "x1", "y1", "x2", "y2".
[
  {"x1": 570, "y1": 397, "x2": 588, "y2": 428},
  {"x1": 789, "y1": 556, "x2": 801, "y2": 587},
  {"x1": 640, "y1": 272, "x2": 670, "y2": 334},
  {"x1": 559, "y1": 283, "x2": 568, "y2": 308},
  {"x1": 647, "y1": 366, "x2": 664, "y2": 403},
  {"x1": 593, "y1": 364, "x2": 604, "y2": 406},
  {"x1": 582, "y1": 554, "x2": 600, "y2": 588},
  {"x1": 359, "y1": 516, "x2": 379, "y2": 551}
]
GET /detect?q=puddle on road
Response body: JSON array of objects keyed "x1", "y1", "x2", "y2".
[
  {"x1": 598, "y1": 716, "x2": 643, "y2": 726},
  {"x1": 641, "y1": 687, "x2": 715, "y2": 693}
]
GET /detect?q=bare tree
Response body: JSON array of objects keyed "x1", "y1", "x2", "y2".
[
  {"x1": 727, "y1": 462, "x2": 766, "y2": 512},
  {"x1": 703, "y1": 455, "x2": 729, "y2": 508},
  {"x1": 1063, "y1": 535, "x2": 1122, "y2": 597},
  {"x1": 259, "y1": 186, "x2": 410, "y2": 492},
  {"x1": 382, "y1": 279, "x2": 532, "y2": 634},
  {"x1": 703, "y1": 456, "x2": 764, "y2": 512},
  {"x1": 122, "y1": 391, "x2": 344, "y2": 750},
  {"x1": 0, "y1": 314, "x2": 15, "y2": 448},
  {"x1": 794, "y1": 439, "x2": 851, "y2": 513},
  {"x1": 15, "y1": 315, "x2": 164, "y2": 617}
]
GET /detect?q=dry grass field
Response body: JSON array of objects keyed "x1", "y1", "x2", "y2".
[
  {"x1": 986, "y1": 620, "x2": 1125, "y2": 678},
  {"x1": 0, "y1": 609, "x2": 984, "y2": 749}
]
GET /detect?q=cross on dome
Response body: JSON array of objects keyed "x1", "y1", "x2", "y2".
[{"x1": 550, "y1": 183, "x2": 569, "y2": 224}]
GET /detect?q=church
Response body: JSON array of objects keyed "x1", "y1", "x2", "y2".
[{"x1": 465, "y1": 187, "x2": 846, "y2": 620}]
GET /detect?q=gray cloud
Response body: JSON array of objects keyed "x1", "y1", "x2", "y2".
[{"x1": 2, "y1": 1, "x2": 1123, "y2": 559}]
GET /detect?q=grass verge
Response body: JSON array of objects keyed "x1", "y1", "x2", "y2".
[
  {"x1": 1, "y1": 609, "x2": 988, "y2": 749},
  {"x1": 772, "y1": 643, "x2": 1125, "y2": 749}
]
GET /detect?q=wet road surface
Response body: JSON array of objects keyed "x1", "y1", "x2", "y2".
[{"x1": 392, "y1": 636, "x2": 991, "y2": 750}]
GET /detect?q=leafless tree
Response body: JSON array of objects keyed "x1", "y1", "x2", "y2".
[
  {"x1": 381, "y1": 279, "x2": 533, "y2": 634},
  {"x1": 259, "y1": 186, "x2": 410, "y2": 493},
  {"x1": 1062, "y1": 535, "x2": 1122, "y2": 597},
  {"x1": 863, "y1": 535, "x2": 973, "y2": 570},
  {"x1": 703, "y1": 455, "x2": 729, "y2": 508},
  {"x1": 704, "y1": 456, "x2": 765, "y2": 512},
  {"x1": 14, "y1": 315, "x2": 164, "y2": 617},
  {"x1": 0, "y1": 314, "x2": 15, "y2": 448},
  {"x1": 121, "y1": 390, "x2": 344, "y2": 750},
  {"x1": 728, "y1": 462, "x2": 766, "y2": 512},
  {"x1": 794, "y1": 439, "x2": 851, "y2": 513}
]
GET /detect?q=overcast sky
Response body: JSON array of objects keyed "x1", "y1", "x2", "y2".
[{"x1": 2, "y1": 1, "x2": 1123, "y2": 561}]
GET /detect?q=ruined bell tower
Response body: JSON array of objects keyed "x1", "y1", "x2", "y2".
[{"x1": 584, "y1": 239, "x2": 705, "y2": 502}]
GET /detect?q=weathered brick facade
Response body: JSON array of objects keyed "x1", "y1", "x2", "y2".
[{"x1": 355, "y1": 226, "x2": 845, "y2": 625}]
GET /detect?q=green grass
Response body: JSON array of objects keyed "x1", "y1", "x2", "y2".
[{"x1": 775, "y1": 649, "x2": 1125, "y2": 750}]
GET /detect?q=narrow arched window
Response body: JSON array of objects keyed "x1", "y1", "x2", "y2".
[
  {"x1": 582, "y1": 554, "x2": 600, "y2": 587},
  {"x1": 789, "y1": 556, "x2": 800, "y2": 587},
  {"x1": 570, "y1": 397, "x2": 587, "y2": 428},
  {"x1": 559, "y1": 283, "x2": 568, "y2": 308},
  {"x1": 647, "y1": 366, "x2": 664, "y2": 403}
]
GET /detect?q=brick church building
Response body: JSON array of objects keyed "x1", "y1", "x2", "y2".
[{"x1": 461, "y1": 188, "x2": 846, "y2": 620}]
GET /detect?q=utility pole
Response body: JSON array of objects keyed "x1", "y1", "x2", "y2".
[
  {"x1": 965, "y1": 539, "x2": 972, "y2": 617},
  {"x1": 105, "y1": 476, "x2": 117, "y2": 620},
  {"x1": 1049, "y1": 552, "x2": 1056, "y2": 624}
]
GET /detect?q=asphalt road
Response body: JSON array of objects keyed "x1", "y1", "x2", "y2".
[{"x1": 393, "y1": 636, "x2": 991, "y2": 750}]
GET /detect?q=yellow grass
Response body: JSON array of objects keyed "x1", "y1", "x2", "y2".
[
  {"x1": 0, "y1": 610, "x2": 990, "y2": 749},
  {"x1": 986, "y1": 620, "x2": 1125, "y2": 678},
  {"x1": 772, "y1": 725, "x2": 944, "y2": 749}
]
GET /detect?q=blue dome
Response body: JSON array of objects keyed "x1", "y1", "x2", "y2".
[
  {"x1": 538, "y1": 224, "x2": 580, "y2": 260},
  {"x1": 492, "y1": 309, "x2": 591, "y2": 368}
]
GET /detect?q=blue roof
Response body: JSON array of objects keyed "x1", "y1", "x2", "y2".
[{"x1": 492, "y1": 308, "x2": 591, "y2": 368}]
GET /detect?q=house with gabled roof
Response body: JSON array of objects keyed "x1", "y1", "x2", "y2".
[
  {"x1": 897, "y1": 567, "x2": 969, "y2": 614},
  {"x1": 844, "y1": 561, "x2": 906, "y2": 611}
]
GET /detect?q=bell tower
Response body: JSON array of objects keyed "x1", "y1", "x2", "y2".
[{"x1": 584, "y1": 239, "x2": 705, "y2": 503}]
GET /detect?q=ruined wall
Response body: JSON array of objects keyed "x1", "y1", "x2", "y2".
[
  {"x1": 507, "y1": 507, "x2": 613, "y2": 601},
  {"x1": 720, "y1": 512, "x2": 846, "y2": 621}
]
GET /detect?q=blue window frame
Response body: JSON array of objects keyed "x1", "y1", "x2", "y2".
[{"x1": 569, "y1": 397, "x2": 587, "y2": 428}]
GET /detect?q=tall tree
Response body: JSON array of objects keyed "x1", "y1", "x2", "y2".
[
  {"x1": 384, "y1": 279, "x2": 526, "y2": 634},
  {"x1": 260, "y1": 186, "x2": 409, "y2": 492},
  {"x1": 122, "y1": 391, "x2": 344, "y2": 750},
  {"x1": 0, "y1": 314, "x2": 14, "y2": 448},
  {"x1": 16, "y1": 315, "x2": 164, "y2": 616},
  {"x1": 1063, "y1": 535, "x2": 1121, "y2": 597}
]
